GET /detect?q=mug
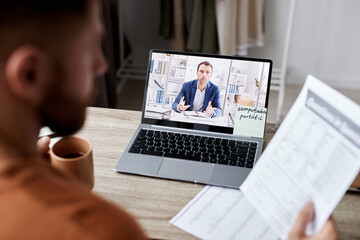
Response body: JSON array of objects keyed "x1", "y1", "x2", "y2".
[{"x1": 49, "y1": 136, "x2": 94, "y2": 190}]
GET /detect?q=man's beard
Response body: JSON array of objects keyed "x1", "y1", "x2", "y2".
[{"x1": 38, "y1": 77, "x2": 98, "y2": 137}]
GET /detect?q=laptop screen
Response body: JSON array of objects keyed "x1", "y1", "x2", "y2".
[{"x1": 141, "y1": 50, "x2": 272, "y2": 135}]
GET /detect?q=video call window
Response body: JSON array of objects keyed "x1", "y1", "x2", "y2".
[{"x1": 144, "y1": 53, "x2": 271, "y2": 128}]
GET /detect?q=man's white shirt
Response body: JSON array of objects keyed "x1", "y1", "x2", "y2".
[
  {"x1": 177, "y1": 85, "x2": 206, "y2": 112},
  {"x1": 192, "y1": 87, "x2": 206, "y2": 111}
]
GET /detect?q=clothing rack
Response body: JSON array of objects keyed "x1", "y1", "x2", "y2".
[
  {"x1": 271, "y1": 0, "x2": 297, "y2": 122},
  {"x1": 116, "y1": 0, "x2": 147, "y2": 96},
  {"x1": 116, "y1": 0, "x2": 297, "y2": 123}
]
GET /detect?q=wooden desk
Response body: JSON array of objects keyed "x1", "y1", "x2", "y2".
[{"x1": 77, "y1": 107, "x2": 360, "y2": 240}]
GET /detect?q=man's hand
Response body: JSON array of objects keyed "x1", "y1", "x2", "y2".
[
  {"x1": 37, "y1": 136, "x2": 51, "y2": 160},
  {"x1": 205, "y1": 101, "x2": 216, "y2": 116},
  {"x1": 178, "y1": 97, "x2": 190, "y2": 111},
  {"x1": 288, "y1": 202, "x2": 339, "y2": 240}
]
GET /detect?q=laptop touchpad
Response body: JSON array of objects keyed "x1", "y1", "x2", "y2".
[{"x1": 158, "y1": 158, "x2": 213, "y2": 183}]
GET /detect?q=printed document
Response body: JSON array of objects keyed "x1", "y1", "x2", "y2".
[
  {"x1": 183, "y1": 111, "x2": 209, "y2": 118},
  {"x1": 241, "y1": 75, "x2": 360, "y2": 239},
  {"x1": 170, "y1": 186, "x2": 279, "y2": 240}
]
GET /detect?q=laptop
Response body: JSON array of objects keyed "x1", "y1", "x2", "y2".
[{"x1": 115, "y1": 50, "x2": 272, "y2": 188}]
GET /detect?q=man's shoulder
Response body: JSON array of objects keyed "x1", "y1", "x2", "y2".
[
  {"x1": 208, "y1": 81, "x2": 219, "y2": 90},
  {"x1": 70, "y1": 188, "x2": 147, "y2": 239},
  {"x1": 0, "y1": 159, "x2": 146, "y2": 240},
  {"x1": 184, "y1": 79, "x2": 197, "y2": 87}
]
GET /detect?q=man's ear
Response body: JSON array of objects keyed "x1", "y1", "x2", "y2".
[{"x1": 4, "y1": 45, "x2": 48, "y2": 104}]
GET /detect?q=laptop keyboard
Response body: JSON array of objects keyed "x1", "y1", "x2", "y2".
[{"x1": 128, "y1": 129, "x2": 257, "y2": 168}]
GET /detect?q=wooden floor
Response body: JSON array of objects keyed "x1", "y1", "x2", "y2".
[{"x1": 116, "y1": 78, "x2": 360, "y2": 123}]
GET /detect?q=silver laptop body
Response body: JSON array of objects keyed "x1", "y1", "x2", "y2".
[{"x1": 115, "y1": 50, "x2": 272, "y2": 188}]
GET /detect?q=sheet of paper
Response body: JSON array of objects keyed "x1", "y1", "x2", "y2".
[
  {"x1": 184, "y1": 111, "x2": 209, "y2": 118},
  {"x1": 183, "y1": 111, "x2": 197, "y2": 116},
  {"x1": 241, "y1": 75, "x2": 360, "y2": 239},
  {"x1": 233, "y1": 106, "x2": 267, "y2": 138},
  {"x1": 146, "y1": 105, "x2": 171, "y2": 113},
  {"x1": 170, "y1": 186, "x2": 279, "y2": 240}
]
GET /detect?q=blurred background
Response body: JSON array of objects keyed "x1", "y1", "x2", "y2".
[{"x1": 94, "y1": 0, "x2": 360, "y2": 123}]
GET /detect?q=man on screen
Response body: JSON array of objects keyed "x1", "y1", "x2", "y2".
[{"x1": 172, "y1": 61, "x2": 222, "y2": 117}]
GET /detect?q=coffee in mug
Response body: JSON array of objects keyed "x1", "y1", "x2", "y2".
[{"x1": 49, "y1": 136, "x2": 94, "y2": 190}]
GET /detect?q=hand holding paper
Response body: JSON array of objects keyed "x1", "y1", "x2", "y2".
[
  {"x1": 241, "y1": 75, "x2": 360, "y2": 239},
  {"x1": 288, "y1": 202, "x2": 338, "y2": 240},
  {"x1": 171, "y1": 75, "x2": 354, "y2": 240}
]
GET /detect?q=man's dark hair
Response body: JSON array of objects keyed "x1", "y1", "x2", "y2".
[
  {"x1": 0, "y1": 1, "x2": 88, "y2": 24},
  {"x1": 0, "y1": 0, "x2": 90, "y2": 60},
  {"x1": 197, "y1": 61, "x2": 213, "y2": 73}
]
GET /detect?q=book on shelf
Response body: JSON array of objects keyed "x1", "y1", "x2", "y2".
[
  {"x1": 160, "y1": 61, "x2": 164, "y2": 74},
  {"x1": 150, "y1": 60, "x2": 154, "y2": 73},
  {"x1": 163, "y1": 95, "x2": 173, "y2": 105},
  {"x1": 163, "y1": 62, "x2": 168, "y2": 75},
  {"x1": 153, "y1": 61, "x2": 168, "y2": 75},
  {"x1": 157, "y1": 61, "x2": 162, "y2": 74},
  {"x1": 228, "y1": 84, "x2": 235, "y2": 94},
  {"x1": 156, "y1": 89, "x2": 164, "y2": 104},
  {"x1": 164, "y1": 95, "x2": 176, "y2": 105}
]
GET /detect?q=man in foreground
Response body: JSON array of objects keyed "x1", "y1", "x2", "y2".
[
  {"x1": 0, "y1": 1, "x2": 145, "y2": 239},
  {"x1": 0, "y1": 0, "x2": 338, "y2": 239}
]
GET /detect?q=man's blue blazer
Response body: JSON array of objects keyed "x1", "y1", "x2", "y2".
[{"x1": 172, "y1": 80, "x2": 222, "y2": 117}]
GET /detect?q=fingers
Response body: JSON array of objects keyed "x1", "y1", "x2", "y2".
[
  {"x1": 205, "y1": 103, "x2": 216, "y2": 116},
  {"x1": 205, "y1": 101, "x2": 216, "y2": 115},
  {"x1": 179, "y1": 104, "x2": 190, "y2": 111},
  {"x1": 288, "y1": 202, "x2": 314, "y2": 239},
  {"x1": 179, "y1": 97, "x2": 185, "y2": 107},
  {"x1": 317, "y1": 217, "x2": 339, "y2": 240},
  {"x1": 37, "y1": 136, "x2": 51, "y2": 155},
  {"x1": 288, "y1": 204, "x2": 339, "y2": 240},
  {"x1": 179, "y1": 97, "x2": 188, "y2": 111},
  {"x1": 206, "y1": 108, "x2": 216, "y2": 113},
  {"x1": 37, "y1": 136, "x2": 51, "y2": 161},
  {"x1": 206, "y1": 102, "x2": 213, "y2": 111}
]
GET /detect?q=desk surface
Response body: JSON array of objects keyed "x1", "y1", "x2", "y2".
[{"x1": 77, "y1": 107, "x2": 360, "y2": 240}]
